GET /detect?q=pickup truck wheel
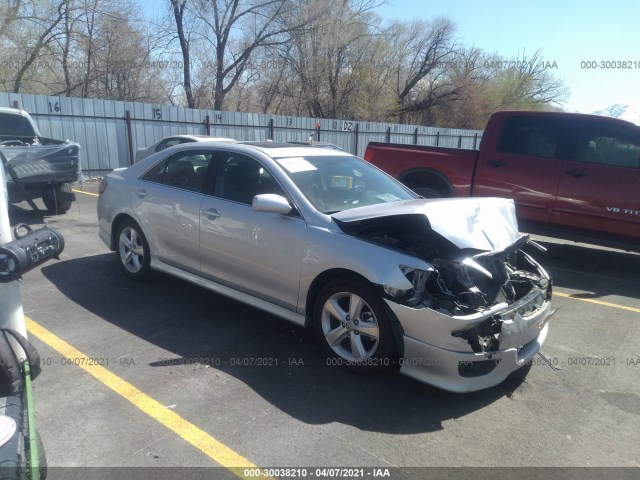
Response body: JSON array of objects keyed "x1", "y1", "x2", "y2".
[
  {"x1": 313, "y1": 277, "x2": 398, "y2": 374},
  {"x1": 42, "y1": 185, "x2": 74, "y2": 214},
  {"x1": 412, "y1": 186, "x2": 444, "y2": 198},
  {"x1": 116, "y1": 219, "x2": 151, "y2": 279}
]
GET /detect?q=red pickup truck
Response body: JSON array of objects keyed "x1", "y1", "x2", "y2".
[{"x1": 364, "y1": 110, "x2": 640, "y2": 250}]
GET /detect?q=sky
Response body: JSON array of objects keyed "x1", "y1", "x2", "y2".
[
  {"x1": 142, "y1": 0, "x2": 640, "y2": 114},
  {"x1": 374, "y1": 0, "x2": 640, "y2": 113}
]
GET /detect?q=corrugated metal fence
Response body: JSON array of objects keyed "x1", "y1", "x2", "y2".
[{"x1": 0, "y1": 92, "x2": 483, "y2": 176}]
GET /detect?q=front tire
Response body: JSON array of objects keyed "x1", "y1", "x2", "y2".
[
  {"x1": 116, "y1": 219, "x2": 151, "y2": 279},
  {"x1": 313, "y1": 277, "x2": 398, "y2": 374}
]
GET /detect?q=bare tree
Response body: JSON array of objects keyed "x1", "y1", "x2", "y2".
[
  {"x1": 431, "y1": 48, "x2": 568, "y2": 128},
  {"x1": 387, "y1": 18, "x2": 460, "y2": 123},
  {"x1": 281, "y1": 0, "x2": 385, "y2": 118},
  {"x1": 0, "y1": 0, "x2": 23, "y2": 38},
  {"x1": 170, "y1": 0, "x2": 196, "y2": 107},
  {"x1": 12, "y1": 0, "x2": 66, "y2": 92},
  {"x1": 191, "y1": 0, "x2": 311, "y2": 110},
  {"x1": 491, "y1": 50, "x2": 568, "y2": 108}
]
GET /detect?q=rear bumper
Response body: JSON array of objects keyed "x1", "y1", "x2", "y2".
[{"x1": 99, "y1": 225, "x2": 112, "y2": 250}]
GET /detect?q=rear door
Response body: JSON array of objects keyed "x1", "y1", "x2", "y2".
[
  {"x1": 552, "y1": 119, "x2": 640, "y2": 239},
  {"x1": 475, "y1": 115, "x2": 564, "y2": 224},
  {"x1": 132, "y1": 148, "x2": 214, "y2": 274},
  {"x1": 199, "y1": 151, "x2": 307, "y2": 311}
]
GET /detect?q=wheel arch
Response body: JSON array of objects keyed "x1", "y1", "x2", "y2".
[
  {"x1": 110, "y1": 213, "x2": 141, "y2": 250},
  {"x1": 304, "y1": 268, "x2": 405, "y2": 357},
  {"x1": 398, "y1": 167, "x2": 456, "y2": 197}
]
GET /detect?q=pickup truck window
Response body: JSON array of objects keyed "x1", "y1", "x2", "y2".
[
  {"x1": 563, "y1": 121, "x2": 640, "y2": 169},
  {"x1": 0, "y1": 113, "x2": 36, "y2": 138},
  {"x1": 497, "y1": 116, "x2": 561, "y2": 159}
]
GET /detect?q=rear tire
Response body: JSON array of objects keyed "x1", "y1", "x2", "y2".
[
  {"x1": 115, "y1": 219, "x2": 152, "y2": 279},
  {"x1": 42, "y1": 185, "x2": 74, "y2": 214},
  {"x1": 313, "y1": 277, "x2": 398, "y2": 374}
]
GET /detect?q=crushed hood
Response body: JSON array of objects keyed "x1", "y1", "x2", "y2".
[{"x1": 332, "y1": 198, "x2": 521, "y2": 252}]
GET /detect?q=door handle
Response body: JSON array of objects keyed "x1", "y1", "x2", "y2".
[
  {"x1": 201, "y1": 207, "x2": 221, "y2": 218},
  {"x1": 486, "y1": 159, "x2": 506, "y2": 167},
  {"x1": 135, "y1": 188, "x2": 147, "y2": 197},
  {"x1": 565, "y1": 169, "x2": 588, "y2": 178}
]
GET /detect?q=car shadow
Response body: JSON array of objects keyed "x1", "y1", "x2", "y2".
[
  {"x1": 40, "y1": 253, "x2": 529, "y2": 435},
  {"x1": 524, "y1": 241, "x2": 640, "y2": 300}
]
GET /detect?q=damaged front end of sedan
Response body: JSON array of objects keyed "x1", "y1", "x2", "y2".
[{"x1": 333, "y1": 198, "x2": 555, "y2": 392}]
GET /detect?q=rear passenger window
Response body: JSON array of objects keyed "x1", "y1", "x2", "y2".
[
  {"x1": 498, "y1": 116, "x2": 561, "y2": 159},
  {"x1": 141, "y1": 150, "x2": 213, "y2": 193},
  {"x1": 562, "y1": 120, "x2": 640, "y2": 169}
]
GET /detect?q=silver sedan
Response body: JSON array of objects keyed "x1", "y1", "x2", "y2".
[{"x1": 97, "y1": 142, "x2": 554, "y2": 392}]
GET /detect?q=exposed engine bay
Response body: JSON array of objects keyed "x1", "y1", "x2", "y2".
[{"x1": 333, "y1": 199, "x2": 553, "y2": 354}]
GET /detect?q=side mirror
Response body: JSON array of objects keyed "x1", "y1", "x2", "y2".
[{"x1": 252, "y1": 194, "x2": 292, "y2": 215}]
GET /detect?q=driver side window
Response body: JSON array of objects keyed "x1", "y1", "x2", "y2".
[{"x1": 213, "y1": 153, "x2": 286, "y2": 205}]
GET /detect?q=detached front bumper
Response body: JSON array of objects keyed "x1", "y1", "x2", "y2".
[{"x1": 386, "y1": 281, "x2": 555, "y2": 393}]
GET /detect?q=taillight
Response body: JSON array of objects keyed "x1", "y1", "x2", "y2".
[{"x1": 98, "y1": 179, "x2": 108, "y2": 194}]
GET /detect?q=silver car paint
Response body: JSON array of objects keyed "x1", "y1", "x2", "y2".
[
  {"x1": 98, "y1": 142, "x2": 553, "y2": 392},
  {"x1": 131, "y1": 183, "x2": 204, "y2": 274},
  {"x1": 199, "y1": 195, "x2": 307, "y2": 312},
  {"x1": 399, "y1": 323, "x2": 549, "y2": 393},
  {"x1": 332, "y1": 197, "x2": 521, "y2": 252}
]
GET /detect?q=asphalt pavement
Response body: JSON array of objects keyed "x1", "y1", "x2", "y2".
[{"x1": 7, "y1": 184, "x2": 640, "y2": 479}]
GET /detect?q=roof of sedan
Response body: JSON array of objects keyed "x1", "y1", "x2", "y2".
[{"x1": 237, "y1": 141, "x2": 351, "y2": 157}]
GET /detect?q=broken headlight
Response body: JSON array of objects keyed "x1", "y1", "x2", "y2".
[{"x1": 381, "y1": 265, "x2": 431, "y2": 307}]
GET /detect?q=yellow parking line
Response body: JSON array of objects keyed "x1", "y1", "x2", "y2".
[
  {"x1": 554, "y1": 291, "x2": 640, "y2": 314},
  {"x1": 72, "y1": 189, "x2": 99, "y2": 197},
  {"x1": 25, "y1": 316, "x2": 265, "y2": 479}
]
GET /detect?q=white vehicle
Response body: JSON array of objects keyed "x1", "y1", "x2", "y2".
[{"x1": 134, "y1": 135, "x2": 235, "y2": 163}]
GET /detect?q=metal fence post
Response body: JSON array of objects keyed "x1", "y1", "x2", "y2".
[
  {"x1": 413, "y1": 128, "x2": 418, "y2": 145},
  {"x1": 354, "y1": 123, "x2": 359, "y2": 156},
  {"x1": 386, "y1": 127, "x2": 391, "y2": 143},
  {"x1": 205, "y1": 115, "x2": 211, "y2": 135},
  {"x1": 473, "y1": 133, "x2": 478, "y2": 150},
  {"x1": 125, "y1": 110, "x2": 134, "y2": 165},
  {"x1": 436, "y1": 132, "x2": 440, "y2": 147},
  {"x1": 457, "y1": 135, "x2": 462, "y2": 148},
  {"x1": 269, "y1": 118, "x2": 275, "y2": 140}
]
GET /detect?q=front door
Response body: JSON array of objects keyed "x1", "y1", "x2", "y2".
[
  {"x1": 552, "y1": 118, "x2": 640, "y2": 240},
  {"x1": 475, "y1": 115, "x2": 564, "y2": 224},
  {"x1": 199, "y1": 152, "x2": 307, "y2": 311}
]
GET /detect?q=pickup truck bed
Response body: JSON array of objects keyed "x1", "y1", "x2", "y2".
[{"x1": 0, "y1": 107, "x2": 79, "y2": 214}]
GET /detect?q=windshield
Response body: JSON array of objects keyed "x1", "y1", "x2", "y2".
[{"x1": 275, "y1": 155, "x2": 416, "y2": 214}]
